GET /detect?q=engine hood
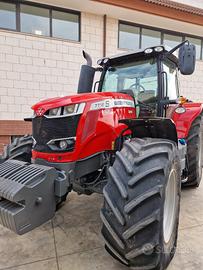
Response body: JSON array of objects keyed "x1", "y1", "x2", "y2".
[{"x1": 32, "y1": 92, "x2": 134, "y2": 115}]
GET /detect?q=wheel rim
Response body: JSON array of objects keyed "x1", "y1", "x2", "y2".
[{"x1": 163, "y1": 169, "x2": 177, "y2": 244}]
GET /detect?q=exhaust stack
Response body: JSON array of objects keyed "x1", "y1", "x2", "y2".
[
  {"x1": 83, "y1": 50, "x2": 92, "y2": 66},
  {"x1": 77, "y1": 50, "x2": 95, "y2": 94}
]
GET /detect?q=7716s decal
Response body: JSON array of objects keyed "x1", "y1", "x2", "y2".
[{"x1": 90, "y1": 99, "x2": 134, "y2": 111}]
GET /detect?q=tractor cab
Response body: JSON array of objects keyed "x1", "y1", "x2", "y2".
[
  {"x1": 78, "y1": 41, "x2": 196, "y2": 118},
  {"x1": 100, "y1": 47, "x2": 177, "y2": 118},
  {"x1": 100, "y1": 54, "x2": 160, "y2": 118},
  {"x1": 97, "y1": 43, "x2": 196, "y2": 117}
]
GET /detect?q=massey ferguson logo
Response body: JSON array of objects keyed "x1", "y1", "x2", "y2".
[
  {"x1": 90, "y1": 99, "x2": 134, "y2": 111},
  {"x1": 36, "y1": 107, "x2": 46, "y2": 116}
]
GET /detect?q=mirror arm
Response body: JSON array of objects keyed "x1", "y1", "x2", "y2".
[{"x1": 165, "y1": 40, "x2": 189, "y2": 56}]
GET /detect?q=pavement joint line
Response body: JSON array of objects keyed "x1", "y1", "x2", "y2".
[
  {"x1": 52, "y1": 220, "x2": 60, "y2": 270},
  {"x1": 179, "y1": 222, "x2": 203, "y2": 231},
  {"x1": 0, "y1": 257, "x2": 56, "y2": 270},
  {"x1": 57, "y1": 246, "x2": 104, "y2": 259}
]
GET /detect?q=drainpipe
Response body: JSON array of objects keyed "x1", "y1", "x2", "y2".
[{"x1": 103, "y1": 14, "x2": 107, "y2": 57}]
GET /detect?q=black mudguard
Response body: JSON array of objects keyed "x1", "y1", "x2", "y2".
[{"x1": 119, "y1": 118, "x2": 178, "y2": 144}]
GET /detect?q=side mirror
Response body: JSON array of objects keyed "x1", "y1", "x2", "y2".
[{"x1": 178, "y1": 43, "x2": 196, "y2": 75}]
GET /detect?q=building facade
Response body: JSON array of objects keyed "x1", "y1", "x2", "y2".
[{"x1": 0, "y1": 0, "x2": 203, "y2": 151}]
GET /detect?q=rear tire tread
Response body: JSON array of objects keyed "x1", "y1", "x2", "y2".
[
  {"x1": 101, "y1": 138, "x2": 181, "y2": 269},
  {"x1": 183, "y1": 115, "x2": 202, "y2": 187},
  {"x1": 100, "y1": 210, "x2": 125, "y2": 249},
  {"x1": 103, "y1": 188, "x2": 125, "y2": 226},
  {"x1": 122, "y1": 210, "x2": 160, "y2": 240},
  {"x1": 109, "y1": 167, "x2": 128, "y2": 199},
  {"x1": 124, "y1": 185, "x2": 163, "y2": 214},
  {"x1": 128, "y1": 166, "x2": 164, "y2": 187}
]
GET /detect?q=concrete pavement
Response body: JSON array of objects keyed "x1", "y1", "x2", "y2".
[{"x1": 0, "y1": 182, "x2": 203, "y2": 270}]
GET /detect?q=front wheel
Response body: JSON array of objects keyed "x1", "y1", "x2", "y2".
[
  {"x1": 0, "y1": 135, "x2": 33, "y2": 163},
  {"x1": 101, "y1": 138, "x2": 181, "y2": 269}
]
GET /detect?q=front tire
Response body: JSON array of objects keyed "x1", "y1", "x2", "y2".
[
  {"x1": 0, "y1": 135, "x2": 33, "y2": 163},
  {"x1": 101, "y1": 138, "x2": 181, "y2": 269}
]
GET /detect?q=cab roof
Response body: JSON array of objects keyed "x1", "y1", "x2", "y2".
[{"x1": 99, "y1": 45, "x2": 179, "y2": 66}]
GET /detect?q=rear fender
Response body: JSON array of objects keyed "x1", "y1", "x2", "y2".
[{"x1": 171, "y1": 103, "x2": 203, "y2": 138}]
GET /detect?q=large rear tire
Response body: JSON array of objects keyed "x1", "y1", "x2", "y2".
[
  {"x1": 101, "y1": 138, "x2": 181, "y2": 269},
  {"x1": 183, "y1": 115, "x2": 202, "y2": 187},
  {"x1": 0, "y1": 135, "x2": 33, "y2": 163}
]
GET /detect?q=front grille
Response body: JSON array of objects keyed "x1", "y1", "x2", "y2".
[{"x1": 32, "y1": 115, "x2": 81, "y2": 152}]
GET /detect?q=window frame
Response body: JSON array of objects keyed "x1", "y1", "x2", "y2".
[
  {"x1": 51, "y1": 8, "x2": 80, "y2": 41},
  {"x1": 19, "y1": 3, "x2": 51, "y2": 37},
  {"x1": 162, "y1": 58, "x2": 180, "y2": 100},
  {"x1": 141, "y1": 27, "x2": 162, "y2": 49},
  {"x1": 0, "y1": 0, "x2": 18, "y2": 31},
  {"x1": 99, "y1": 55, "x2": 159, "y2": 93},
  {"x1": 118, "y1": 20, "x2": 203, "y2": 60},
  {"x1": 0, "y1": 0, "x2": 81, "y2": 42},
  {"x1": 118, "y1": 20, "x2": 141, "y2": 51}
]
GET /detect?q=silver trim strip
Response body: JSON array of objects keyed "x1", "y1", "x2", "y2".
[
  {"x1": 44, "y1": 103, "x2": 86, "y2": 119},
  {"x1": 47, "y1": 137, "x2": 76, "y2": 145}
]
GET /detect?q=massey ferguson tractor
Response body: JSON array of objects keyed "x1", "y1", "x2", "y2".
[{"x1": 0, "y1": 41, "x2": 202, "y2": 270}]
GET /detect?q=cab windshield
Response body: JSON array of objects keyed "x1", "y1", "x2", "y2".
[{"x1": 101, "y1": 58, "x2": 158, "y2": 105}]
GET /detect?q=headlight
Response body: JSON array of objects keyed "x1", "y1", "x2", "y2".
[
  {"x1": 59, "y1": 140, "x2": 68, "y2": 150},
  {"x1": 46, "y1": 103, "x2": 85, "y2": 118},
  {"x1": 144, "y1": 48, "x2": 153, "y2": 54},
  {"x1": 49, "y1": 107, "x2": 61, "y2": 116},
  {"x1": 47, "y1": 137, "x2": 76, "y2": 151},
  {"x1": 63, "y1": 103, "x2": 85, "y2": 116},
  {"x1": 175, "y1": 107, "x2": 186, "y2": 114},
  {"x1": 64, "y1": 104, "x2": 77, "y2": 115},
  {"x1": 154, "y1": 46, "x2": 164, "y2": 52}
]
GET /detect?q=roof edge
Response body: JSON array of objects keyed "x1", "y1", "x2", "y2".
[{"x1": 92, "y1": 0, "x2": 203, "y2": 26}]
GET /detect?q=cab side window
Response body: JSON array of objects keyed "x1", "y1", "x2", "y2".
[{"x1": 163, "y1": 60, "x2": 179, "y2": 100}]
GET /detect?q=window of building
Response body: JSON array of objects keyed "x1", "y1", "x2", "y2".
[
  {"x1": 119, "y1": 23, "x2": 140, "y2": 50},
  {"x1": 118, "y1": 21, "x2": 203, "y2": 60},
  {"x1": 163, "y1": 34, "x2": 183, "y2": 49},
  {"x1": 52, "y1": 10, "x2": 79, "y2": 40},
  {"x1": 202, "y1": 45, "x2": 203, "y2": 60},
  {"x1": 0, "y1": 1, "x2": 80, "y2": 42},
  {"x1": 141, "y1": 28, "x2": 161, "y2": 48},
  {"x1": 0, "y1": 2, "x2": 16, "y2": 30},
  {"x1": 20, "y1": 5, "x2": 50, "y2": 36}
]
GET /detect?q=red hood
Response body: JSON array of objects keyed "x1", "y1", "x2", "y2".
[{"x1": 32, "y1": 92, "x2": 133, "y2": 113}]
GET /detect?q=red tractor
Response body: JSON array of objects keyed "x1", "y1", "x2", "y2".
[{"x1": 0, "y1": 41, "x2": 202, "y2": 270}]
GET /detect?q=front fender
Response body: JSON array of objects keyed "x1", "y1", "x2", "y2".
[{"x1": 172, "y1": 103, "x2": 203, "y2": 138}]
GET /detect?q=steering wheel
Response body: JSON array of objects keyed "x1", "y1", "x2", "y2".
[{"x1": 128, "y1": 83, "x2": 146, "y2": 94}]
